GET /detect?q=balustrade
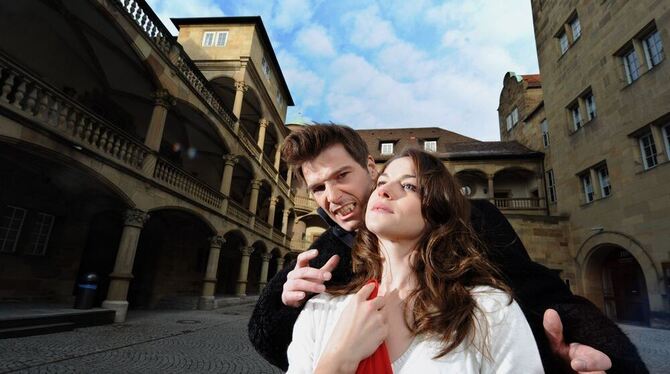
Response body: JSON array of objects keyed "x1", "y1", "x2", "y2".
[
  {"x1": 154, "y1": 159, "x2": 224, "y2": 208},
  {"x1": 492, "y1": 197, "x2": 543, "y2": 209},
  {"x1": 294, "y1": 195, "x2": 319, "y2": 211},
  {"x1": 227, "y1": 200, "x2": 254, "y2": 224}
]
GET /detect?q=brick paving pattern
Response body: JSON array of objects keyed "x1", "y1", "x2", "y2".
[{"x1": 1, "y1": 303, "x2": 668, "y2": 373}]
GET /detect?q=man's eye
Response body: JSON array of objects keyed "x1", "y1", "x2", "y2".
[
  {"x1": 337, "y1": 172, "x2": 349, "y2": 179},
  {"x1": 311, "y1": 186, "x2": 325, "y2": 194},
  {"x1": 401, "y1": 183, "x2": 417, "y2": 192}
]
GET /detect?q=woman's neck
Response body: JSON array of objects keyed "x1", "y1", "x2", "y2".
[{"x1": 378, "y1": 238, "x2": 418, "y2": 296}]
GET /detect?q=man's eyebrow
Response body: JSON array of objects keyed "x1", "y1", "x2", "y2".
[{"x1": 306, "y1": 166, "x2": 351, "y2": 190}]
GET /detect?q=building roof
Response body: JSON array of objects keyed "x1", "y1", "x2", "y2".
[
  {"x1": 442, "y1": 141, "x2": 544, "y2": 160},
  {"x1": 171, "y1": 16, "x2": 294, "y2": 106},
  {"x1": 522, "y1": 74, "x2": 542, "y2": 88}
]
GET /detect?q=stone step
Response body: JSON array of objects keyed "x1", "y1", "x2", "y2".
[{"x1": 0, "y1": 321, "x2": 75, "y2": 339}]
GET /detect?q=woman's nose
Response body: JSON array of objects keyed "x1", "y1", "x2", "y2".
[{"x1": 376, "y1": 183, "x2": 392, "y2": 199}]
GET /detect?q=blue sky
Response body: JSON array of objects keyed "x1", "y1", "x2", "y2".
[{"x1": 147, "y1": 0, "x2": 539, "y2": 141}]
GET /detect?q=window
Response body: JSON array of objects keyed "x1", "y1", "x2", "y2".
[
  {"x1": 597, "y1": 165, "x2": 611, "y2": 198},
  {"x1": 570, "y1": 104, "x2": 582, "y2": 131},
  {"x1": 424, "y1": 140, "x2": 437, "y2": 152},
  {"x1": 663, "y1": 124, "x2": 670, "y2": 158},
  {"x1": 25, "y1": 213, "x2": 55, "y2": 256},
  {"x1": 262, "y1": 56, "x2": 271, "y2": 77},
  {"x1": 571, "y1": 17, "x2": 581, "y2": 41},
  {"x1": 581, "y1": 174, "x2": 594, "y2": 203},
  {"x1": 380, "y1": 142, "x2": 394, "y2": 155},
  {"x1": 623, "y1": 49, "x2": 641, "y2": 84},
  {"x1": 0, "y1": 206, "x2": 27, "y2": 253},
  {"x1": 643, "y1": 29, "x2": 664, "y2": 68},
  {"x1": 585, "y1": 93, "x2": 597, "y2": 120},
  {"x1": 559, "y1": 31, "x2": 569, "y2": 55},
  {"x1": 541, "y1": 120, "x2": 550, "y2": 148},
  {"x1": 506, "y1": 107, "x2": 519, "y2": 131},
  {"x1": 638, "y1": 132, "x2": 658, "y2": 169},
  {"x1": 202, "y1": 31, "x2": 228, "y2": 47},
  {"x1": 546, "y1": 170, "x2": 557, "y2": 203}
]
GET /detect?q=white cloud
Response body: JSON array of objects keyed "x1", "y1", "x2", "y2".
[
  {"x1": 343, "y1": 5, "x2": 398, "y2": 50},
  {"x1": 294, "y1": 25, "x2": 336, "y2": 57},
  {"x1": 273, "y1": 0, "x2": 315, "y2": 33},
  {"x1": 276, "y1": 50, "x2": 325, "y2": 112},
  {"x1": 146, "y1": 0, "x2": 225, "y2": 35}
]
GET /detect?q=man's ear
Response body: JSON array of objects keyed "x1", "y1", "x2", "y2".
[{"x1": 366, "y1": 155, "x2": 377, "y2": 179}]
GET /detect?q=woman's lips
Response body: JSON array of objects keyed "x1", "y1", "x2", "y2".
[{"x1": 371, "y1": 203, "x2": 393, "y2": 213}]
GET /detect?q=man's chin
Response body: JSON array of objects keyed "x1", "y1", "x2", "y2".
[{"x1": 335, "y1": 218, "x2": 360, "y2": 232}]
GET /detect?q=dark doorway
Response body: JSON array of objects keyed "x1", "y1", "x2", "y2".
[{"x1": 602, "y1": 249, "x2": 650, "y2": 325}]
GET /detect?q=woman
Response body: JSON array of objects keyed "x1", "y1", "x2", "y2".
[{"x1": 287, "y1": 148, "x2": 543, "y2": 373}]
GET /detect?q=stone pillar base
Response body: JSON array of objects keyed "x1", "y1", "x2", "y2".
[
  {"x1": 198, "y1": 296, "x2": 216, "y2": 310},
  {"x1": 102, "y1": 300, "x2": 129, "y2": 323}
]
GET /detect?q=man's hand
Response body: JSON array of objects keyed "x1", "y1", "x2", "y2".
[
  {"x1": 282, "y1": 249, "x2": 340, "y2": 307},
  {"x1": 544, "y1": 309, "x2": 612, "y2": 373}
]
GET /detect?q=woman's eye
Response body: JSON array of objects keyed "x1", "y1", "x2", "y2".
[
  {"x1": 401, "y1": 183, "x2": 417, "y2": 192},
  {"x1": 376, "y1": 180, "x2": 387, "y2": 187}
]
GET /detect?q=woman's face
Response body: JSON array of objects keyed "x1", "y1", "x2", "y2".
[{"x1": 365, "y1": 157, "x2": 426, "y2": 241}]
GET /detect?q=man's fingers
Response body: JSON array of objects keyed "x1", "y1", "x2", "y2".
[
  {"x1": 369, "y1": 295, "x2": 386, "y2": 310},
  {"x1": 295, "y1": 249, "x2": 319, "y2": 268},
  {"x1": 569, "y1": 343, "x2": 612, "y2": 373},
  {"x1": 356, "y1": 282, "x2": 376, "y2": 301},
  {"x1": 283, "y1": 291, "x2": 306, "y2": 304},
  {"x1": 289, "y1": 279, "x2": 326, "y2": 294},
  {"x1": 287, "y1": 266, "x2": 331, "y2": 282},
  {"x1": 543, "y1": 309, "x2": 566, "y2": 353},
  {"x1": 319, "y1": 255, "x2": 340, "y2": 276}
]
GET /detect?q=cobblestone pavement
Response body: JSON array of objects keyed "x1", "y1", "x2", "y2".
[
  {"x1": 0, "y1": 302, "x2": 281, "y2": 374},
  {"x1": 1, "y1": 304, "x2": 668, "y2": 373},
  {"x1": 619, "y1": 324, "x2": 670, "y2": 374}
]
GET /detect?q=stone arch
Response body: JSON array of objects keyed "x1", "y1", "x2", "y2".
[
  {"x1": 255, "y1": 179, "x2": 274, "y2": 223},
  {"x1": 491, "y1": 166, "x2": 541, "y2": 208},
  {"x1": 217, "y1": 229, "x2": 248, "y2": 295},
  {"x1": 246, "y1": 240, "x2": 268, "y2": 295},
  {"x1": 454, "y1": 169, "x2": 488, "y2": 199},
  {"x1": 230, "y1": 156, "x2": 255, "y2": 207},
  {"x1": 268, "y1": 247, "x2": 283, "y2": 279},
  {"x1": 209, "y1": 75, "x2": 236, "y2": 116},
  {"x1": 238, "y1": 86, "x2": 263, "y2": 139},
  {"x1": 146, "y1": 205, "x2": 217, "y2": 233},
  {"x1": 273, "y1": 196, "x2": 286, "y2": 231}
]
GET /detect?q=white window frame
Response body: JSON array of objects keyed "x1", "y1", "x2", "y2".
[
  {"x1": 380, "y1": 142, "x2": 394, "y2": 155},
  {"x1": 559, "y1": 31, "x2": 569, "y2": 55},
  {"x1": 0, "y1": 205, "x2": 27, "y2": 253},
  {"x1": 643, "y1": 29, "x2": 664, "y2": 68},
  {"x1": 202, "y1": 31, "x2": 228, "y2": 47},
  {"x1": 546, "y1": 170, "x2": 557, "y2": 203},
  {"x1": 215, "y1": 31, "x2": 228, "y2": 47},
  {"x1": 597, "y1": 165, "x2": 611, "y2": 198},
  {"x1": 202, "y1": 31, "x2": 215, "y2": 47},
  {"x1": 585, "y1": 93, "x2": 597, "y2": 121},
  {"x1": 541, "y1": 119, "x2": 550, "y2": 148},
  {"x1": 570, "y1": 104, "x2": 582, "y2": 130},
  {"x1": 638, "y1": 132, "x2": 658, "y2": 169},
  {"x1": 423, "y1": 140, "x2": 437, "y2": 152},
  {"x1": 506, "y1": 115, "x2": 513, "y2": 131},
  {"x1": 623, "y1": 49, "x2": 641, "y2": 84},
  {"x1": 571, "y1": 17, "x2": 581, "y2": 41},
  {"x1": 581, "y1": 174, "x2": 594, "y2": 203},
  {"x1": 26, "y1": 212, "x2": 55, "y2": 256},
  {"x1": 662, "y1": 124, "x2": 670, "y2": 159}
]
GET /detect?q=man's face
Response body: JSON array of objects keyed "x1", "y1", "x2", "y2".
[{"x1": 301, "y1": 144, "x2": 377, "y2": 232}]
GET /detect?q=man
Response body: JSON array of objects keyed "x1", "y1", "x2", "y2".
[{"x1": 248, "y1": 124, "x2": 646, "y2": 373}]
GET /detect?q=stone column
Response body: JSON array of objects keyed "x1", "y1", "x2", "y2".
[
  {"x1": 236, "y1": 246, "x2": 254, "y2": 296},
  {"x1": 102, "y1": 209, "x2": 148, "y2": 323},
  {"x1": 487, "y1": 174, "x2": 495, "y2": 202},
  {"x1": 258, "y1": 253, "x2": 272, "y2": 292},
  {"x1": 281, "y1": 208, "x2": 291, "y2": 234},
  {"x1": 286, "y1": 168, "x2": 293, "y2": 188},
  {"x1": 219, "y1": 155, "x2": 238, "y2": 212},
  {"x1": 536, "y1": 174, "x2": 546, "y2": 208},
  {"x1": 257, "y1": 119, "x2": 269, "y2": 153},
  {"x1": 142, "y1": 90, "x2": 175, "y2": 176},
  {"x1": 232, "y1": 81, "x2": 247, "y2": 134},
  {"x1": 248, "y1": 179, "x2": 262, "y2": 216},
  {"x1": 198, "y1": 235, "x2": 225, "y2": 310},
  {"x1": 292, "y1": 219, "x2": 307, "y2": 248},
  {"x1": 273, "y1": 143, "x2": 282, "y2": 171},
  {"x1": 276, "y1": 257, "x2": 285, "y2": 271},
  {"x1": 267, "y1": 196, "x2": 278, "y2": 225}
]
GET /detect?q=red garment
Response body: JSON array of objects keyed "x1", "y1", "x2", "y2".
[{"x1": 355, "y1": 280, "x2": 393, "y2": 374}]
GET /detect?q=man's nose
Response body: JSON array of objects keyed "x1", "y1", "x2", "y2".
[{"x1": 325, "y1": 185, "x2": 342, "y2": 203}]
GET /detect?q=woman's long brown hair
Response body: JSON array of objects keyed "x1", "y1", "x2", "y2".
[{"x1": 328, "y1": 148, "x2": 510, "y2": 358}]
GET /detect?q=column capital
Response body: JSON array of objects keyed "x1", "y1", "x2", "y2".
[
  {"x1": 241, "y1": 246, "x2": 254, "y2": 256},
  {"x1": 153, "y1": 89, "x2": 176, "y2": 108},
  {"x1": 250, "y1": 179, "x2": 262, "y2": 190},
  {"x1": 223, "y1": 154, "x2": 239, "y2": 166},
  {"x1": 123, "y1": 209, "x2": 148, "y2": 228},
  {"x1": 234, "y1": 80, "x2": 248, "y2": 92},
  {"x1": 269, "y1": 196, "x2": 279, "y2": 206},
  {"x1": 261, "y1": 253, "x2": 272, "y2": 262},
  {"x1": 259, "y1": 118, "x2": 270, "y2": 128},
  {"x1": 282, "y1": 208, "x2": 291, "y2": 217},
  {"x1": 209, "y1": 235, "x2": 225, "y2": 248}
]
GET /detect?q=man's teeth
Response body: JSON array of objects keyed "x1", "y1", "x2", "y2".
[{"x1": 337, "y1": 204, "x2": 355, "y2": 216}]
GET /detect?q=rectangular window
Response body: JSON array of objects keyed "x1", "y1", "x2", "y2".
[
  {"x1": 638, "y1": 132, "x2": 658, "y2": 169},
  {"x1": 506, "y1": 107, "x2": 519, "y2": 131},
  {"x1": 215, "y1": 31, "x2": 228, "y2": 47},
  {"x1": 643, "y1": 29, "x2": 664, "y2": 68},
  {"x1": 202, "y1": 31, "x2": 228, "y2": 47},
  {"x1": 571, "y1": 17, "x2": 581, "y2": 41},
  {"x1": 0, "y1": 206, "x2": 27, "y2": 253},
  {"x1": 506, "y1": 115, "x2": 513, "y2": 131},
  {"x1": 559, "y1": 32, "x2": 569, "y2": 54},
  {"x1": 546, "y1": 170, "x2": 557, "y2": 203},
  {"x1": 541, "y1": 120, "x2": 550, "y2": 148},
  {"x1": 623, "y1": 49, "x2": 641, "y2": 84},
  {"x1": 202, "y1": 31, "x2": 214, "y2": 47},
  {"x1": 663, "y1": 124, "x2": 670, "y2": 158},
  {"x1": 570, "y1": 104, "x2": 582, "y2": 130},
  {"x1": 585, "y1": 93, "x2": 597, "y2": 120},
  {"x1": 597, "y1": 165, "x2": 611, "y2": 198},
  {"x1": 26, "y1": 213, "x2": 55, "y2": 256},
  {"x1": 424, "y1": 140, "x2": 437, "y2": 152},
  {"x1": 381, "y1": 142, "x2": 394, "y2": 155},
  {"x1": 262, "y1": 57, "x2": 271, "y2": 77},
  {"x1": 581, "y1": 174, "x2": 594, "y2": 203}
]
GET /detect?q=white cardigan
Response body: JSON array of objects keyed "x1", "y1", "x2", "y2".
[{"x1": 287, "y1": 286, "x2": 544, "y2": 374}]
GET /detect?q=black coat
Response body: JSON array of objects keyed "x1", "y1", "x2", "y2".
[{"x1": 248, "y1": 199, "x2": 647, "y2": 373}]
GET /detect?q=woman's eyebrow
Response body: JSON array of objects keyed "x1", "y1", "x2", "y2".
[{"x1": 378, "y1": 173, "x2": 416, "y2": 179}]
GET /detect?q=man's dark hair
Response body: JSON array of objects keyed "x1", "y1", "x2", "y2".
[{"x1": 281, "y1": 124, "x2": 370, "y2": 184}]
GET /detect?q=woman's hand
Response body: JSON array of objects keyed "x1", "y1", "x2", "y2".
[{"x1": 315, "y1": 283, "x2": 388, "y2": 374}]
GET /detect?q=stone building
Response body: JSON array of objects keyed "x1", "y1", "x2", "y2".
[
  {"x1": 497, "y1": 0, "x2": 670, "y2": 326},
  {"x1": 0, "y1": 1, "x2": 299, "y2": 322}
]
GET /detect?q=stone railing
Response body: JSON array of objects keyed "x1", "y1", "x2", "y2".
[
  {"x1": 254, "y1": 219, "x2": 272, "y2": 237},
  {"x1": 0, "y1": 53, "x2": 149, "y2": 172},
  {"x1": 277, "y1": 178, "x2": 290, "y2": 197},
  {"x1": 227, "y1": 200, "x2": 253, "y2": 224},
  {"x1": 238, "y1": 126, "x2": 261, "y2": 159},
  {"x1": 294, "y1": 195, "x2": 319, "y2": 211},
  {"x1": 154, "y1": 159, "x2": 224, "y2": 208},
  {"x1": 261, "y1": 156, "x2": 276, "y2": 179},
  {"x1": 272, "y1": 229, "x2": 284, "y2": 243},
  {"x1": 493, "y1": 197, "x2": 544, "y2": 210},
  {"x1": 112, "y1": 0, "x2": 236, "y2": 131}
]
